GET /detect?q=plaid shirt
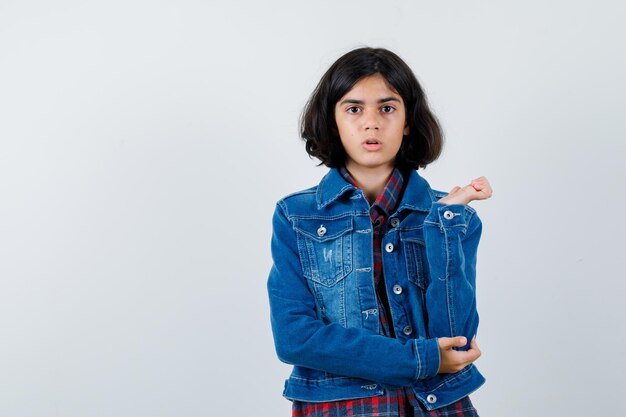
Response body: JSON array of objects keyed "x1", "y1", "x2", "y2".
[{"x1": 292, "y1": 167, "x2": 479, "y2": 417}]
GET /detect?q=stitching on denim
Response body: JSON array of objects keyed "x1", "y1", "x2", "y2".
[
  {"x1": 355, "y1": 229, "x2": 372, "y2": 233},
  {"x1": 295, "y1": 233, "x2": 311, "y2": 281},
  {"x1": 289, "y1": 375, "x2": 354, "y2": 382},
  {"x1": 338, "y1": 277, "x2": 346, "y2": 327},
  {"x1": 355, "y1": 267, "x2": 372, "y2": 272},
  {"x1": 397, "y1": 224, "x2": 424, "y2": 233},
  {"x1": 415, "y1": 339, "x2": 422, "y2": 380},
  {"x1": 277, "y1": 200, "x2": 289, "y2": 218},
  {"x1": 424, "y1": 364, "x2": 473, "y2": 392},
  {"x1": 318, "y1": 182, "x2": 355, "y2": 208},
  {"x1": 443, "y1": 225, "x2": 456, "y2": 336},
  {"x1": 433, "y1": 408, "x2": 477, "y2": 416},
  {"x1": 289, "y1": 212, "x2": 358, "y2": 221}
]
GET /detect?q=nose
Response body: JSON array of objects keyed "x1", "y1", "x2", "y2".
[{"x1": 363, "y1": 109, "x2": 380, "y2": 130}]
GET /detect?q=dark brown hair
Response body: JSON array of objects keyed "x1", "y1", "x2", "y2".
[{"x1": 301, "y1": 47, "x2": 443, "y2": 169}]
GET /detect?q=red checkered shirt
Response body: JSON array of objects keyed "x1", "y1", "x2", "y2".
[{"x1": 291, "y1": 167, "x2": 479, "y2": 417}]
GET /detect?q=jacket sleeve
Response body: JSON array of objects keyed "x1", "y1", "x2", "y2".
[
  {"x1": 423, "y1": 202, "x2": 482, "y2": 351},
  {"x1": 267, "y1": 202, "x2": 441, "y2": 386}
]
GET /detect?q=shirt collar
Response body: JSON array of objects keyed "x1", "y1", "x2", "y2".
[
  {"x1": 316, "y1": 167, "x2": 436, "y2": 213},
  {"x1": 339, "y1": 166, "x2": 404, "y2": 216}
]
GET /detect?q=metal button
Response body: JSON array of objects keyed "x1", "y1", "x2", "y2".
[
  {"x1": 390, "y1": 217, "x2": 400, "y2": 227},
  {"x1": 393, "y1": 284, "x2": 403, "y2": 295},
  {"x1": 426, "y1": 394, "x2": 437, "y2": 404},
  {"x1": 402, "y1": 325, "x2": 413, "y2": 335},
  {"x1": 443, "y1": 210, "x2": 454, "y2": 220},
  {"x1": 385, "y1": 243, "x2": 394, "y2": 253},
  {"x1": 317, "y1": 225, "x2": 327, "y2": 236}
]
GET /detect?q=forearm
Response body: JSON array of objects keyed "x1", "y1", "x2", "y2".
[{"x1": 268, "y1": 280, "x2": 440, "y2": 385}]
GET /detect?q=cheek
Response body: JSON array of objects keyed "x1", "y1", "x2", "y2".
[
  {"x1": 334, "y1": 117, "x2": 348, "y2": 137},
  {"x1": 337, "y1": 121, "x2": 356, "y2": 142}
]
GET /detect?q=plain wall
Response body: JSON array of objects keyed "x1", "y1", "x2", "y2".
[{"x1": 1, "y1": 1, "x2": 624, "y2": 416}]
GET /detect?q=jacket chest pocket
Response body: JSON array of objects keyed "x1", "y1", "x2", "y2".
[
  {"x1": 293, "y1": 217, "x2": 353, "y2": 286},
  {"x1": 400, "y1": 228, "x2": 430, "y2": 290}
]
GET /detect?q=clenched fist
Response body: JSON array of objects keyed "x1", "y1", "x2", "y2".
[{"x1": 438, "y1": 176, "x2": 493, "y2": 206}]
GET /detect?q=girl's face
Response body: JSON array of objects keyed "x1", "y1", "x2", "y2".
[{"x1": 334, "y1": 74, "x2": 409, "y2": 175}]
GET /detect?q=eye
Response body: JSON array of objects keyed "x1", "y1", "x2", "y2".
[
  {"x1": 381, "y1": 105, "x2": 395, "y2": 113},
  {"x1": 347, "y1": 106, "x2": 361, "y2": 114}
]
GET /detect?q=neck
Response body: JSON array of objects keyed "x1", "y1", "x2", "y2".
[{"x1": 345, "y1": 163, "x2": 394, "y2": 203}]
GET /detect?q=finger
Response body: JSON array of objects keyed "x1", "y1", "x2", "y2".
[
  {"x1": 465, "y1": 341, "x2": 482, "y2": 361},
  {"x1": 446, "y1": 349, "x2": 480, "y2": 370},
  {"x1": 451, "y1": 336, "x2": 467, "y2": 348},
  {"x1": 466, "y1": 182, "x2": 493, "y2": 200},
  {"x1": 449, "y1": 186, "x2": 461, "y2": 194},
  {"x1": 470, "y1": 180, "x2": 485, "y2": 191},
  {"x1": 478, "y1": 185, "x2": 493, "y2": 198},
  {"x1": 472, "y1": 178, "x2": 492, "y2": 193},
  {"x1": 466, "y1": 347, "x2": 481, "y2": 362},
  {"x1": 454, "y1": 347, "x2": 481, "y2": 365},
  {"x1": 438, "y1": 336, "x2": 467, "y2": 349},
  {"x1": 468, "y1": 339, "x2": 481, "y2": 357},
  {"x1": 471, "y1": 176, "x2": 488, "y2": 185},
  {"x1": 462, "y1": 184, "x2": 482, "y2": 197}
]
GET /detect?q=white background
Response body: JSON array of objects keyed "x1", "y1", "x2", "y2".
[{"x1": 1, "y1": 1, "x2": 624, "y2": 416}]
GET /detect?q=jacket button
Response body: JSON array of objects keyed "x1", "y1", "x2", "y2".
[
  {"x1": 426, "y1": 394, "x2": 437, "y2": 404},
  {"x1": 385, "y1": 243, "x2": 394, "y2": 253},
  {"x1": 390, "y1": 217, "x2": 400, "y2": 227},
  {"x1": 402, "y1": 325, "x2": 412, "y2": 335},
  {"x1": 317, "y1": 225, "x2": 327, "y2": 236},
  {"x1": 443, "y1": 210, "x2": 454, "y2": 220},
  {"x1": 393, "y1": 284, "x2": 403, "y2": 295}
]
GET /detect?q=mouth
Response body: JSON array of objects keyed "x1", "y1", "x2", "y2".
[{"x1": 362, "y1": 139, "x2": 383, "y2": 151}]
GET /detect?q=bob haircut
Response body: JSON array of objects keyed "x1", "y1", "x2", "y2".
[{"x1": 301, "y1": 47, "x2": 444, "y2": 170}]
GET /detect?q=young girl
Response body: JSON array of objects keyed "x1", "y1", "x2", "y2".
[{"x1": 267, "y1": 47, "x2": 492, "y2": 417}]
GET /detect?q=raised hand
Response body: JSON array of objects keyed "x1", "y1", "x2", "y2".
[{"x1": 438, "y1": 176, "x2": 493, "y2": 206}]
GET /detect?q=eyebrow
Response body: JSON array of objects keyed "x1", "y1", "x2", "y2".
[{"x1": 339, "y1": 97, "x2": 401, "y2": 106}]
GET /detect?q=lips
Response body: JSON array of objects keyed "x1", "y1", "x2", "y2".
[{"x1": 362, "y1": 138, "x2": 382, "y2": 151}]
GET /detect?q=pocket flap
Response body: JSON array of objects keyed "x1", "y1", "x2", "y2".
[{"x1": 294, "y1": 217, "x2": 353, "y2": 242}]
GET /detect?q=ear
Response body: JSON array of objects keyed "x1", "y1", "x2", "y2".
[{"x1": 403, "y1": 123, "x2": 410, "y2": 136}]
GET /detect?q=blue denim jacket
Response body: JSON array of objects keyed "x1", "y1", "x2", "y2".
[{"x1": 267, "y1": 168, "x2": 485, "y2": 410}]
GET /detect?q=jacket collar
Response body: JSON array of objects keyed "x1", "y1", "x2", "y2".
[{"x1": 316, "y1": 167, "x2": 436, "y2": 212}]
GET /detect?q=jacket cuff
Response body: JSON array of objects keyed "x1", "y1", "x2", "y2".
[
  {"x1": 425, "y1": 203, "x2": 472, "y2": 229},
  {"x1": 414, "y1": 337, "x2": 440, "y2": 380}
]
